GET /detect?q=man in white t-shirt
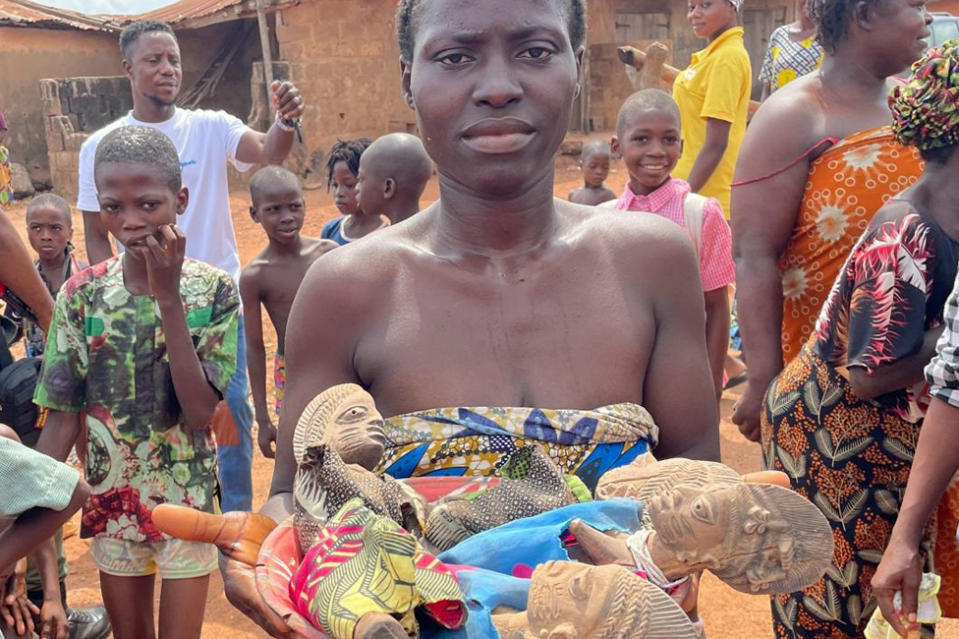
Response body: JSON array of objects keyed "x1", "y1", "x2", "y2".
[{"x1": 76, "y1": 19, "x2": 305, "y2": 512}]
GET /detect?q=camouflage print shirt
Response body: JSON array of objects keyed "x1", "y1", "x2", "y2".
[{"x1": 34, "y1": 257, "x2": 239, "y2": 542}]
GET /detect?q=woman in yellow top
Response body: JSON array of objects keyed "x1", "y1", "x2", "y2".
[{"x1": 672, "y1": 0, "x2": 752, "y2": 218}]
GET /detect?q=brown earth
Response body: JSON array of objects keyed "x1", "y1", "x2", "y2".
[{"x1": 4, "y1": 157, "x2": 956, "y2": 638}]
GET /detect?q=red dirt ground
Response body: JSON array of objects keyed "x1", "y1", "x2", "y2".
[{"x1": 4, "y1": 157, "x2": 955, "y2": 638}]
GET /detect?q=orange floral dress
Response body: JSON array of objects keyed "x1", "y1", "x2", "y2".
[{"x1": 779, "y1": 127, "x2": 923, "y2": 363}]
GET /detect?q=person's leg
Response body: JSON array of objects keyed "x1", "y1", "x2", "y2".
[
  {"x1": 155, "y1": 539, "x2": 215, "y2": 639},
  {"x1": 217, "y1": 317, "x2": 254, "y2": 512},
  {"x1": 98, "y1": 573, "x2": 155, "y2": 639},
  {"x1": 157, "y1": 576, "x2": 209, "y2": 639}
]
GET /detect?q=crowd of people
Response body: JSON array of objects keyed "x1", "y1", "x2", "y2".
[{"x1": 1, "y1": 0, "x2": 958, "y2": 638}]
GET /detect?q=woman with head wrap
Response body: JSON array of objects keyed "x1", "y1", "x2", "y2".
[
  {"x1": 872, "y1": 40, "x2": 959, "y2": 638},
  {"x1": 731, "y1": 0, "x2": 930, "y2": 440},
  {"x1": 752, "y1": 34, "x2": 959, "y2": 639},
  {"x1": 758, "y1": 0, "x2": 824, "y2": 100},
  {"x1": 671, "y1": 0, "x2": 751, "y2": 218}
]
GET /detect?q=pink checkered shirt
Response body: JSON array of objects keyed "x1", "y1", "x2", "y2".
[{"x1": 613, "y1": 178, "x2": 735, "y2": 291}]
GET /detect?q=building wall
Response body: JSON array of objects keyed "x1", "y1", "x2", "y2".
[
  {"x1": 1, "y1": 27, "x2": 119, "y2": 187},
  {"x1": 275, "y1": 0, "x2": 414, "y2": 186},
  {"x1": 584, "y1": 0, "x2": 794, "y2": 131}
]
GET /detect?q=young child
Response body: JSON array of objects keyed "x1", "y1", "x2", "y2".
[
  {"x1": 568, "y1": 139, "x2": 617, "y2": 206},
  {"x1": 321, "y1": 138, "x2": 386, "y2": 245},
  {"x1": 21, "y1": 195, "x2": 86, "y2": 357},
  {"x1": 355, "y1": 133, "x2": 432, "y2": 225},
  {"x1": 34, "y1": 125, "x2": 239, "y2": 639},
  {"x1": 1, "y1": 424, "x2": 88, "y2": 639},
  {"x1": 240, "y1": 166, "x2": 336, "y2": 459},
  {"x1": 611, "y1": 89, "x2": 735, "y2": 399}
]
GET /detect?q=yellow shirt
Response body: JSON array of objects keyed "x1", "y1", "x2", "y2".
[{"x1": 672, "y1": 27, "x2": 752, "y2": 218}]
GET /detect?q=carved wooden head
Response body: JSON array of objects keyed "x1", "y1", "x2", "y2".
[
  {"x1": 293, "y1": 383, "x2": 386, "y2": 470},
  {"x1": 647, "y1": 483, "x2": 833, "y2": 594}
]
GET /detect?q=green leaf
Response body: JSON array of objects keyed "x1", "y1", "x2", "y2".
[
  {"x1": 776, "y1": 444, "x2": 805, "y2": 480},
  {"x1": 833, "y1": 436, "x2": 874, "y2": 463},
  {"x1": 825, "y1": 580, "x2": 841, "y2": 619},
  {"x1": 821, "y1": 384, "x2": 844, "y2": 409},
  {"x1": 881, "y1": 437, "x2": 914, "y2": 462},
  {"x1": 814, "y1": 491, "x2": 841, "y2": 522},
  {"x1": 843, "y1": 562, "x2": 859, "y2": 588},
  {"x1": 804, "y1": 379, "x2": 822, "y2": 415},
  {"x1": 772, "y1": 390, "x2": 801, "y2": 418},
  {"x1": 847, "y1": 594, "x2": 863, "y2": 626},
  {"x1": 814, "y1": 428, "x2": 835, "y2": 458},
  {"x1": 840, "y1": 489, "x2": 868, "y2": 526},
  {"x1": 802, "y1": 595, "x2": 838, "y2": 621},
  {"x1": 874, "y1": 488, "x2": 900, "y2": 516}
]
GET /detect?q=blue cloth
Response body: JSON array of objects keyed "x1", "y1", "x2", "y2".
[
  {"x1": 426, "y1": 500, "x2": 643, "y2": 639},
  {"x1": 218, "y1": 317, "x2": 254, "y2": 512},
  {"x1": 321, "y1": 216, "x2": 350, "y2": 246}
]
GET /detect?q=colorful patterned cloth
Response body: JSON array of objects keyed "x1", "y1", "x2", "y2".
[
  {"x1": 289, "y1": 498, "x2": 466, "y2": 639},
  {"x1": 762, "y1": 204, "x2": 958, "y2": 638},
  {"x1": 376, "y1": 404, "x2": 658, "y2": 491},
  {"x1": 34, "y1": 257, "x2": 239, "y2": 542},
  {"x1": 273, "y1": 352, "x2": 285, "y2": 415},
  {"x1": 778, "y1": 127, "x2": 923, "y2": 363},
  {"x1": 0, "y1": 145, "x2": 12, "y2": 206},
  {"x1": 759, "y1": 26, "x2": 824, "y2": 94}
]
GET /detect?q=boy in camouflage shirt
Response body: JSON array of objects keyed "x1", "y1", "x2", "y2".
[{"x1": 35, "y1": 126, "x2": 239, "y2": 639}]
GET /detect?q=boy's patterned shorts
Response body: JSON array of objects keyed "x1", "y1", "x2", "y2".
[{"x1": 91, "y1": 536, "x2": 217, "y2": 579}]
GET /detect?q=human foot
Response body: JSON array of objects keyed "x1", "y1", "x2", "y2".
[{"x1": 353, "y1": 613, "x2": 407, "y2": 639}]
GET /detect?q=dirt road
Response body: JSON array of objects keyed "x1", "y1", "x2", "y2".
[{"x1": 4, "y1": 158, "x2": 955, "y2": 637}]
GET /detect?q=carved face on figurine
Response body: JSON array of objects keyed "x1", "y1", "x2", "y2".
[
  {"x1": 525, "y1": 561, "x2": 698, "y2": 639},
  {"x1": 647, "y1": 483, "x2": 833, "y2": 594},
  {"x1": 293, "y1": 384, "x2": 386, "y2": 471}
]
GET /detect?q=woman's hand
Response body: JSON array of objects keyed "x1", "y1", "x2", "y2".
[{"x1": 872, "y1": 535, "x2": 923, "y2": 638}]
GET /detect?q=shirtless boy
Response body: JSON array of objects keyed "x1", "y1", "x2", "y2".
[
  {"x1": 224, "y1": 0, "x2": 719, "y2": 633},
  {"x1": 356, "y1": 133, "x2": 433, "y2": 225},
  {"x1": 568, "y1": 139, "x2": 617, "y2": 206},
  {"x1": 239, "y1": 166, "x2": 336, "y2": 458}
]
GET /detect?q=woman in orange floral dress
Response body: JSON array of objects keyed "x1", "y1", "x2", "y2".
[
  {"x1": 731, "y1": 0, "x2": 930, "y2": 443},
  {"x1": 757, "y1": 40, "x2": 959, "y2": 639}
]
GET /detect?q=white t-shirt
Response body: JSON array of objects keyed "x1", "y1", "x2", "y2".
[{"x1": 77, "y1": 108, "x2": 252, "y2": 282}]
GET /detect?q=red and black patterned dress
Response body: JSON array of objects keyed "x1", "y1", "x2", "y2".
[{"x1": 761, "y1": 200, "x2": 958, "y2": 639}]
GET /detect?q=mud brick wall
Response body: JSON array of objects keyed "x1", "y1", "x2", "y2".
[
  {"x1": 275, "y1": 0, "x2": 416, "y2": 187},
  {"x1": 39, "y1": 76, "x2": 133, "y2": 203},
  {"x1": 587, "y1": 41, "x2": 673, "y2": 133}
]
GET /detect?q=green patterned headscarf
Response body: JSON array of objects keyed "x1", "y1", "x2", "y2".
[{"x1": 890, "y1": 39, "x2": 959, "y2": 151}]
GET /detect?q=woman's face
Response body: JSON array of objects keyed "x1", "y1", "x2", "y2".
[
  {"x1": 687, "y1": 0, "x2": 738, "y2": 40},
  {"x1": 866, "y1": 0, "x2": 931, "y2": 76},
  {"x1": 402, "y1": 0, "x2": 582, "y2": 198}
]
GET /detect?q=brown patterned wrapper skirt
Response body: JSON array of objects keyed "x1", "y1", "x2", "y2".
[{"x1": 761, "y1": 340, "x2": 936, "y2": 639}]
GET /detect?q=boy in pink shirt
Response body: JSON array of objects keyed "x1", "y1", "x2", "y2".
[{"x1": 611, "y1": 89, "x2": 735, "y2": 399}]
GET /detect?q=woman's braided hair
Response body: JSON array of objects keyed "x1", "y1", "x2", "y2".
[
  {"x1": 890, "y1": 40, "x2": 959, "y2": 163},
  {"x1": 396, "y1": 0, "x2": 586, "y2": 63},
  {"x1": 807, "y1": 0, "x2": 883, "y2": 53}
]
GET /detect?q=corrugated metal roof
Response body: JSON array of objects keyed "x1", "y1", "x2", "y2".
[
  {"x1": 0, "y1": 0, "x2": 297, "y2": 31},
  {"x1": 0, "y1": 0, "x2": 114, "y2": 30}
]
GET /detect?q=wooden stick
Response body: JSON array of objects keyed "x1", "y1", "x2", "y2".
[{"x1": 617, "y1": 44, "x2": 760, "y2": 115}]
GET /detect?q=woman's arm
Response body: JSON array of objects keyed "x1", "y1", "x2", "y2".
[
  {"x1": 704, "y1": 286, "x2": 730, "y2": 399},
  {"x1": 873, "y1": 396, "x2": 959, "y2": 636},
  {"x1": 730, "y1": 97, "x2": 819, "y2": 441},
  {"x1": 848, "y1": 325, "x2": 943, "y2": 400},
  {"x1": 685, "y1": 118, "x2": 730, "y2": 194}
]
